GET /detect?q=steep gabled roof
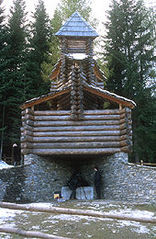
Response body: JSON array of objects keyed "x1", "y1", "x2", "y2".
[
  {"x1": 55, "y1": 11, "x2": 99, "y2": 38},
  {"x1": 83, "y1": 82, "x2": 136, "y2": 109},
  {"x1": 21, "y1": 77, "x2": 136, "y2": 110}
]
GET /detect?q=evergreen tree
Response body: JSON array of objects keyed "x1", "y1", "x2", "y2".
[
  {"x1": 103, "y1": 0, "x2": 156, "y2": 162},
  {"x1": 42, "y1": 9, "x2": 62, "y2": 81},
  {"x1": 0, "y1": 0, "x2": 27, "y2": 156},
  {"x1": 25, "y1": 0, "x2": 51, "y2": 98},
  {"x1": 0, "y1": 6, "x2": 8, "y2": 158},
  {"x1": 57, "y1": 0, "x2": 92, "y2": 21}
]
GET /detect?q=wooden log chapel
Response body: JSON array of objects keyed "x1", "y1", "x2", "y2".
[{"x1": 20, "y1": 11, "x2": 136, "y2": 156}]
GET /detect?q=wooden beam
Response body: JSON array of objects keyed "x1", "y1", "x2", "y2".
[
  {"x1": 83, "y1": 85, "x2": 135, "y2": 109},
  {"x1": 20, "y1": 89, "x2": 70, "y2": 110}
]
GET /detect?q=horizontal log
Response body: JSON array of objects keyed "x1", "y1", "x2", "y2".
[
  {"x1": 21, "y1": 148, "x2": 33, "y2": 154},
  {"x1": 27, "y1": 136, "x2": 124, "y2": 143},
  {"x1": 120, "y1": 129, "x2": 127, "y2": 135},
  {"x1": 120, "y1": 113, "x2": 131, "y2": 120},
  {"x1": 33, "y1": 124, "x2": 123, "y2": 132},
  {"x1": 1, "y1": 202, "x2": 155, "y2": 224},
  {"x1": 120, "y1": 123, "x2": 127, "y2": 130},
  {"x1": 33, "y1": 125, "x2": 123, "y2": 135},
  {"x1": 34, "y1": 114, "x2": 120, "y2": 121},
  {"x1": 25, "y1": 108, "x2": 34, "y2": 115},
  {"x1": 21, "y1": 135, "x2": 33, "y2": 142},
  {"x1": 32, "y1": 148, "x2": 121, "y2": 155},
  {"x1": 22, "y1": 125, "x2": 33, "y2": 131},
  {"x1": 121, "y1": 146, "x2": 130, "y2": 152},
  {"x1": 33, "y1": 110, "x2": 122, "y2": 116},
  {"x1": 23, "y1": 130, "x2": 33, "y2": 136},
  {"x1": 21, "y1": 141, "x2": 127, "y2": 149},
  {"x1": 25, "y1": 120, "x2": 34, "y2": 126},
  {"x1": 22, "y1": 114, "x2": 34, "y2": 121},
  {"x1": 33, "y1": 130, "x2": 121, "y2": 137},
  {"x1": 21, "y1": 143, "x2": 30, "y2": 149},
  {"x1": 21, "y1": 108, "x2": 34, "y2": 116},
  {"x1": 33, "y1": 120, "x2": 121, "y2": 127}
]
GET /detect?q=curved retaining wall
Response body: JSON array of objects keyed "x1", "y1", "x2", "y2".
[{"x1": 0, "y1": 153, "x2": 155, "y2": 203}]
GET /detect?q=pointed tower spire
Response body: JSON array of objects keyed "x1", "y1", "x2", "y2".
[{"x1": 55, "y1": 11, "x2": 99, "y2": 38}]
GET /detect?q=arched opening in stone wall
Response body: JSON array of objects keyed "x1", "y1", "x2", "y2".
[{"x1": 24, "y1": 154, "x2": 109, "y2": 201}]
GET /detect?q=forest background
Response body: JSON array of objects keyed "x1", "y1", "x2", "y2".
[{"x1": 0, "y1": 0, "x2": 155, "y2": 163}]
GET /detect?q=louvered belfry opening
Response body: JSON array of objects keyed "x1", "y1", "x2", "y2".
[{"x1": 21, "y1": 11, "x2": 135, "y2": 156}]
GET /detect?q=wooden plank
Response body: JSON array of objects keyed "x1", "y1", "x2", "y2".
[{"x1": 32, "y1": 148, "x2": 121, "y2": 155}]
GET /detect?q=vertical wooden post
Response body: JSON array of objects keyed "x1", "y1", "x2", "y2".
[
  {"x1": 119, "y1": 104, "x2": 122, "y2": 110},
  {"x1": 86, "y1": 39, "x2": 95, "y2": 84},
  {"x1": 60, "y1": 38, "x2": 68, "y2": 84},
  {"x1": 70, "y1": 65, "x2": 84, "y2": 120}
]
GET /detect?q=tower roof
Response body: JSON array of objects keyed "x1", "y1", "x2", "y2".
[{"x1": 55, "y1": 11, "x2": 99, "y2": 38}]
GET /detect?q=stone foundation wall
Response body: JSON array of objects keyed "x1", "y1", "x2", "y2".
[{"x1": 0, "y1": 153, "x2": 156, "y2": 203}]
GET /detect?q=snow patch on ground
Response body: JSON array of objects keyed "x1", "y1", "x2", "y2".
[
  {"x1": 49, "y1": 213, "x2": 112, "y2": 223},
  {"x1": 118, "y1": 220, "x2": 151, "y2": 234},
  {"x1": 0, "y1": 202, "x2": 155, "y2": 238},
  {"x1": 109, "y1": 208, "x2": 155, "y2": 218},
  {"x1": 0, "y1": 160, "x2": 13, "y2": 169},
  {"x1": 0, "y1": 208, "x2": 22, "y2": 226}
]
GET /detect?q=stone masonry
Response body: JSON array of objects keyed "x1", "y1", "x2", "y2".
[{"x1": 0, "y1": 153, "x2": 155, "y2": 203}]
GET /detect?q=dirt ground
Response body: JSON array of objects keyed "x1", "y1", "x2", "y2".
[{"x1": 0, "y1": 200, "x2": 156, "y2": 239}]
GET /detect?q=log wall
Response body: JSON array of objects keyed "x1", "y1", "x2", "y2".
[{"x1": 21, "y1": 108, "x2": 132, "y2": 155}]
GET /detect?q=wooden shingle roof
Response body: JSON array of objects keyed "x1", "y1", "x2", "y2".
[{"x1": 55, "y1": 11, "x2": 99, "y2": 38}]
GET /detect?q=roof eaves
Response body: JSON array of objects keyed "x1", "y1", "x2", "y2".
[{"x1": 83, "y1": 82, "x2": 136, "y2": 109}]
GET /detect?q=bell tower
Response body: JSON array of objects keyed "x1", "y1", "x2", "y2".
[{"x1": 55, "y1": 11, "x2": 99, "y2": 85}]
